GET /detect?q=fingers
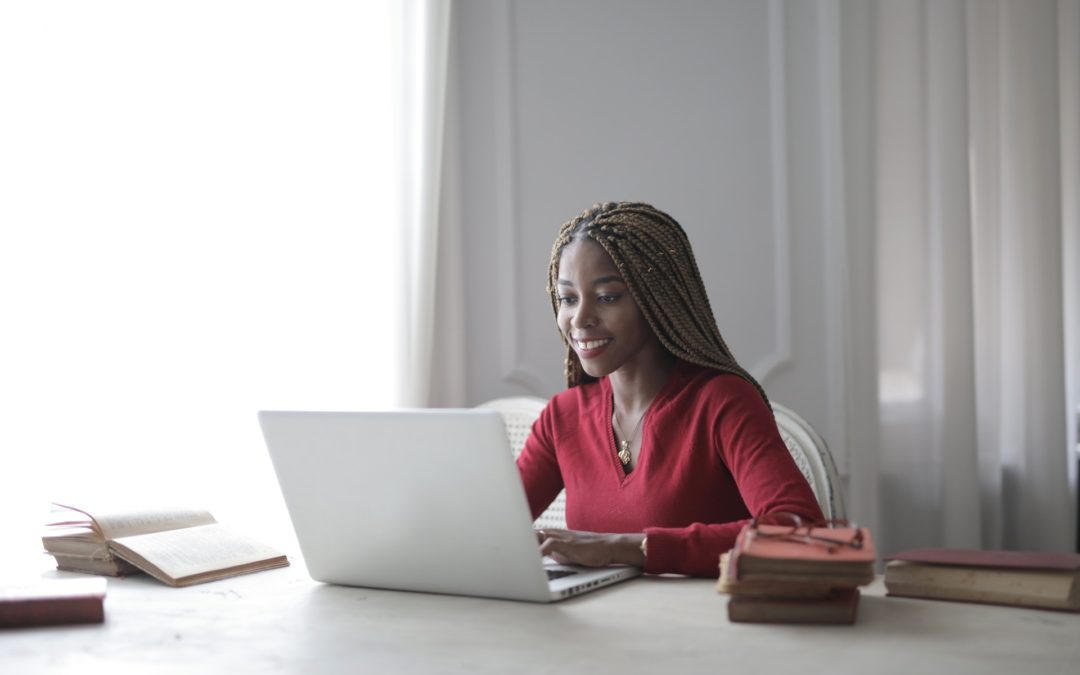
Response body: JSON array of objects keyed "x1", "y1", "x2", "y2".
[
  {"x1": 535, "y1": 528, "x2": 572, "y2": 544},
  {"x1": 536, "y1": 529, "x2": 569, "y2": 562},
  {"x1": 539, "y1": 537, "x2": 571, "y2": 565},
  {"x1": 536, "y1": 529, "x2": 618, "y2": 567},
  {"x1": 538, "y1": 532, "x2": 612, "y2": 567}
]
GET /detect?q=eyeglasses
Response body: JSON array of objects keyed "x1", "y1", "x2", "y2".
[{"x1": 746, "y1": 511, "x2": 864, "y2": 553}]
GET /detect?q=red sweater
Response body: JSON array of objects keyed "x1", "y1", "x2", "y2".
[{"x1": 516, "y1": 360, "x2": 824, "y2": 577}]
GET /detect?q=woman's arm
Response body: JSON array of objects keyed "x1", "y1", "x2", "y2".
[
  {"x1": 515, "y1": 404, "x2": 565, "y2": 520},
  {"x1": 641, "y1": 380, "x2": 824, "y2": 577}
]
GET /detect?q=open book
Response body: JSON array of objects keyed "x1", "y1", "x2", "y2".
[{"x1": 43, "y1": 503, "x2": 289, "y2": 587}]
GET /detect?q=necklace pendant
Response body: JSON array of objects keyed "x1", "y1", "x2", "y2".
[{"x1": 618, "y1": 442, "x2": 632, "y2": 467}]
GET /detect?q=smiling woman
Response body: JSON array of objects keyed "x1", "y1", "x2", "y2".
[
  {"x1": 521, "y1": 202, "x2": 824, "y2": 577},
  {"x1": 0, "y1": 1, "x2": 425, "y2": 549}
]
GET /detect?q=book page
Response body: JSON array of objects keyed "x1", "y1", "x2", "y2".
[
  {"x1": 109, "y1": 524, "x2": 286, "y2": 583},
  {"x1": 45, "y1": 504, "x2": 95, "y2": 528},
  {"x1": 53, "y1": 503, "x2": 217, "y2": 540}
]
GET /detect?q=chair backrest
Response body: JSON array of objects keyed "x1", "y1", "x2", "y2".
[
  {"x1": 770, "y1": 402, "x2": 846, "y2": 521},
  {"x1": 477, "y1": 396, "x2": 846, "y2": 528},
  {"x1": 476, "y1": 396, "x2": 567, "y2": 530}
]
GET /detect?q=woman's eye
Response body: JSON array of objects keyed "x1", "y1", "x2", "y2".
[
  {"x1": 558, "y1": 296, "x2": 577, "y2": 306},
  {"x1": 598, "y1": 294, "x2": 619, "y2": 304}
]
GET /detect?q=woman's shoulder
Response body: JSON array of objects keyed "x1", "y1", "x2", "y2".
[
  {"x1": 538, "y1": 379, "x2": 607, "y2": 436},
  {"x1": 670, "y1": 360, "x2": 762, "y2": 398},
  {"x1": 547, "y1": 378, "x2": 606, "y2": 413},
  {"x1": 663, "y1": 360, "x2": 771, "y2": 418}
]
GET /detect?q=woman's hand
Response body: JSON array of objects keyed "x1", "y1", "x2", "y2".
[{"x1": 535, "y1": 528, "x2": 646, "y2": 568}]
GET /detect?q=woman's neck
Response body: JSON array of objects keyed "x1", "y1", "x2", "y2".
[{"x1": 608, "y1": 349, "x2": 677, "y2": 414}]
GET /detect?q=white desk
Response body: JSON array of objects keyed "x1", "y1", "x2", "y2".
[{"x1": 2, "y1": 558, "x2": 1078, "y2": 675}]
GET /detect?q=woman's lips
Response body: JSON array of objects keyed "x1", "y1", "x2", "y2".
[{"x1": 573, "y1": 337, "x2": 612, "y2": 358}]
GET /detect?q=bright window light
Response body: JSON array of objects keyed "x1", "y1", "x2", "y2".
[{"x1": 0, "y1": 1, "x2": 403, "y2": 551}]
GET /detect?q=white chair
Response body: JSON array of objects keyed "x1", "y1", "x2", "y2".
[
  {"x1": 478, "y1": 396, "x2": 846, "y2": 528},
  {"x1": 770, "y1": 402, "x2": 847, "y2": 521},
  {"x1": 476, "y1": 396, "x2": 567, "y2": 529}
]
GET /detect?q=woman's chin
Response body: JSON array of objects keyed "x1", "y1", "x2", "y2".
[{"x1": 577, "y1": 359, "x2": 612, "y2": 379}]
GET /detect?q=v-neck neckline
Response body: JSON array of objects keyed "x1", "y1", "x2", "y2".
[{"x1": 602, "y1": 360, "x2": 685, "y2": 484}]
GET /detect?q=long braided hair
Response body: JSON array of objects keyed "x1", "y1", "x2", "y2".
[{"x1": 547, "y1": 201, "x2": 768, "y2": 404}]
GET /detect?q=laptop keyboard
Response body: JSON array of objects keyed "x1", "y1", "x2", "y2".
[{"x1": 546, "y1": 569, "x2": 579, "y2": 580}]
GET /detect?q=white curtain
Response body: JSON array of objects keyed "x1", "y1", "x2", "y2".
[
  {"x1": 401, "y1": 0, "x2": 453, "y2": 407},
  {"x1": 868, "y1": 0, "x2": 1078, "y2": 554}
]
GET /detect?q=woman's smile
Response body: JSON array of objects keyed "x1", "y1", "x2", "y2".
[{"x1": 573, "y1": 336, "x2": 613, "y2": 357}]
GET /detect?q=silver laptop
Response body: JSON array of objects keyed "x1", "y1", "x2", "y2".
[{"x1": 258, "y1": 409, "x2": 641, "y2": 602}]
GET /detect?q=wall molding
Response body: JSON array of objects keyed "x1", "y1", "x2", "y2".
[
  {"x1": 494, "y1": 0, "x2": 549, "y2": 395},
  {"x1": 817, "y1": 0, "x2": 850, "y2": 473},
  {"x1": 749, "y1": 0, "x2": 794, "y2": 387}
]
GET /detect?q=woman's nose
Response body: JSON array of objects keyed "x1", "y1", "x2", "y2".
[{"x1": 570, "y1": 299, "x2": 597, "y2": 329}]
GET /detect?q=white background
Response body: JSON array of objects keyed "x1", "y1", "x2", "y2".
[{"x1": 0, "y1": 1, "x2": 401, "y2": 553}]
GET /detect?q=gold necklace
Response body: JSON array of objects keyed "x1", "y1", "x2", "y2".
[{"x1": 612, "y1": 404, "x2": 649, "y2": 470}]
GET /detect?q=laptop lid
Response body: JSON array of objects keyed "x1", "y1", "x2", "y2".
[{"x1": 259, "y1": 409, "x2": 633, "y2": 603}]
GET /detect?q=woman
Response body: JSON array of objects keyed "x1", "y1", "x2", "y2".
[{"x1": 517, "y1": 202, "x2": 823, "y2": 578}]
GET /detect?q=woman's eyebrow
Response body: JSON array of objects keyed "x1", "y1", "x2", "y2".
[
  {"x1": 589, "y1": 275, "x2": 625, "y2": 286},
  {"x1": 557, "y1": 275, "x2": 625, "y2": 287}
]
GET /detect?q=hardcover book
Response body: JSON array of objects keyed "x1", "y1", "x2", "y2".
[
  {"x1": 884, "y1": 548, "x2": 1080, "y2": 612},
  {"x1": 717, "y1": 552, "x2": 836, "y2": 599},
  {"x1": 731, "y1": 523, "x2": 876, "y2": 587},
  {"x1": 0, "y1": 577, "x2": 107, "y2": 628},
  {"x1": 727, "y1": 587, "x2": 860, "y2": 625}
]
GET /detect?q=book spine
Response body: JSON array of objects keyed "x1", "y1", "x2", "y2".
[{"x1": 0, "y1": 596, "x2": 105, "y2": 628}]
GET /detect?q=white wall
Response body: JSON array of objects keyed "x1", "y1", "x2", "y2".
[{"x1": 439, "y1": 0, "x2": 862, "y2": 476}]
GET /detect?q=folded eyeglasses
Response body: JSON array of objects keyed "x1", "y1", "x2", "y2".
[{"x1": 746, "y1": 511, "x2": 865, "y2": 553}]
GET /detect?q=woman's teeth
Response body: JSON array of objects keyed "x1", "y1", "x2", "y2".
[{"x1": 578, "y1": 339, "x2": 611, "y2": 350}]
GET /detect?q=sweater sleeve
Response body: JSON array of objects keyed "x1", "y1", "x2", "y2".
[
  {"x1": 515, "y1": 403, "x2": 564, "y2": 521},
  {"x1": 643, "y1": 380, "x2": 824, "y2": 577}
]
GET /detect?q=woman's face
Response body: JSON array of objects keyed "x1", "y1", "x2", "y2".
[{"x1": 555, "y1": 238, "x2": 663, "y2": 379}]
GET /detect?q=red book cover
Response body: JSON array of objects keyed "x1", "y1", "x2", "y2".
[
  {"x1": 735, "y1": 524, "x2": 876, "y2": 563},
  {"x1": 0, "y1": 578, "x2": 106, "y2": 629},
  {"x1": 885, "y1": 548, "x2": 1080, "y2": 572}
]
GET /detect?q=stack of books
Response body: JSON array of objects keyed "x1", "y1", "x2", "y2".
[
  {"x1": 42, "y1": 503, "x2": 289, "y2": 587},
  {"x1": 43, "y1": 504, "x2": 140, "y2": 577},
  {"x1": 718, "y1": 520, "x2": 876, "y2": 624},
  {"x1": 884, "y1": 548, "x2": 1080, "y2": 612}
]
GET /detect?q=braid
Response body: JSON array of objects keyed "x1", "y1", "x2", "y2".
[{"x1": 547, "y1": 201, "x2": 769, "y2": 404}]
